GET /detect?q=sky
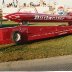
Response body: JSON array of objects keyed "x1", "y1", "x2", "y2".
[{"x1": 0, "y1": 0, "x2": 72, "y2": 7}]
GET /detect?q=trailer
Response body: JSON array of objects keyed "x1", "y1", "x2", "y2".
[{"x1": 0, "y1": 12, "x2": 72, "y2": 44}]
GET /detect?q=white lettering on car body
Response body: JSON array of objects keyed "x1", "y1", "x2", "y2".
[{"x1": 34, "y1": 15, "x2": 65, "y2": 20}]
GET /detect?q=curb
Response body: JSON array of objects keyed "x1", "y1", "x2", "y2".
[{"x1": 0, "y1": 55, "x2": 72, "y2": 71}]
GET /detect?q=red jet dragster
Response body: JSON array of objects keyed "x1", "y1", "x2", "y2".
[{"x1": 0, "y1": 12, "x2": 72, "y2": 44}]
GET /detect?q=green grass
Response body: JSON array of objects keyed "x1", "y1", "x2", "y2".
[
  {"x1": 1, "y1": 20, "x2": 18, "y2": 24},
  {"x1": 0, "y1": 35, "x2": 72, "y2": 62},
  {"x1": 0, "y1": 20, "x2": 18, "y2": 27},
  {"x1": 0, "y1": 21, "x2": 72, "y2": 63},
  {"x1": 28, "y1": 22, "x2": 68, "y2": 26}
]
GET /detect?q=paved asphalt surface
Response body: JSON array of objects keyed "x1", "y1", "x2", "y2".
[{"x1": 0, "y1": 55, "x2": 72, "y2": 71}]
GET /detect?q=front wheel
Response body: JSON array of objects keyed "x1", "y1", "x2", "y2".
[{"x1": 12, "y1": 31, "x2": 22, "y2": 44}]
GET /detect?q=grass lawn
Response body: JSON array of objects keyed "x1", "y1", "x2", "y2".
[{"x1": 0, "y1": 21, "x2": 72, "y2": 62}]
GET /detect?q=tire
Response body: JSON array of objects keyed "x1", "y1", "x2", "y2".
[
  {"x1": 22, "y1": 21, "x2": 29, "y2": 25},
  {"x1": 12, "y1": 31, "x2": 22, "y2": 44}
]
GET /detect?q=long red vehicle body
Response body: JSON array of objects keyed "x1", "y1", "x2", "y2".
[
  {"x1": 0, "y1": 12, "x2": 72, "y2": 44},
  {"x1": 5, "y1": 12, "x2": 72, "y2": 22}
]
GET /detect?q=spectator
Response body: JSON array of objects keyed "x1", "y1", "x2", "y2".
[
  {"x1": 23, "y1": 3, "x2": 26, "y2": 7},
  {"x1": 30, "y1": 2, "x2": 34, "y2": 6},
  {"x1": 0, "y1": 9, "x2": 2, "y2": 19},
  {"x1": 43, "y1": 1, "x2": 46, "y2": 6}
]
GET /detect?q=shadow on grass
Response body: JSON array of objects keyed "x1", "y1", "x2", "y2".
[
  {"x1": 0, "y1": 42, "x2": 26, "y2": 52},
  {"x1": 0, "y1": 34, "x2": 71, "y2": 52},
  {"x1": 0, "y1": 24, "x2": 19, "y2": 28},
  {"x1": 27, "y1": 34, "x2": 71, "y2": 44}
]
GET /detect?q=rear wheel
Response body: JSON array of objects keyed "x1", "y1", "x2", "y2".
[{"x1": 12, "y1": 31, "x2": 22, "y2": 44}]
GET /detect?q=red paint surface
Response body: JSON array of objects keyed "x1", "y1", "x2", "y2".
[
  {"x1": 0, "y1": 12, "x2": 72, "y2": 44},
  {"x1": 5, "y1": 12, "x2": 72, "y2": 22},
  {"x1": 0, "y1": 25, "x2": 72, "y2": 44}
]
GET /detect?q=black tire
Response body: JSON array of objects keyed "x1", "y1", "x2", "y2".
[
  {"x1": 22, "y1": 21, "x2": 29, "y2": 25},
  {"x1": 12, "y1": 31, "x2": 22, "y2": 44}
]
